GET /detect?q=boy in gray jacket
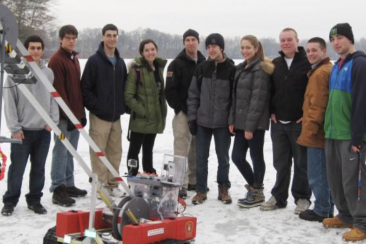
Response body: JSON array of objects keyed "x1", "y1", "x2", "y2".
[{"x1": 1, "y1": 35, "x2": 59, "y2": 216}]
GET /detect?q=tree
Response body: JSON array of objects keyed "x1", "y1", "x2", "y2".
[{"x1": 0, "y1": 0, "x2": 55, "y2": 42}]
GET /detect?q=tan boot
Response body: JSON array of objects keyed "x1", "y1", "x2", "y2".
[
  {"x1": 322, "y1": 216, "x2": 353, "y2": 228},
  {"x1": 343, "y1": 227, "x2": 366, "y2": 242},
  {"x1": 218, "y1": 184, "x2": 232, "y2": 204},
  {"x1": 192, "y1": 192, "x2": 207, "y2": 205}
]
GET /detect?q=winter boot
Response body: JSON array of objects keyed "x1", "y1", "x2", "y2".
[
  {"x1": 238, "y1": 185, "x2": 265, "y2": 208},
  {"x1": 52, "y1": 185, "x2": 75, "y2": 207},
  {"x1": 66, "y1": 186, "x2": 87, "y2": 197},
  {"x1": 28, "y1": 203, "x2": 47, "y2": 215},
  {"x1": 218, "y1": 184, "x2": 232, "y2": 204},
  {"x1": 299, "y1": 209, "x2": 326, "y2": 222},
  {"x1": 343, "y1": 227, "x2": 366, "y2": 242},
  {"x1": 187, "y1": 184, "x2": 196, "y2": 191},
  {"x1": 192, "y1": 192, "x2": 207, "y2": 205},
  {"x1": 322, "y1": 216, "x2": 353, "y2": 228},
  {"x1": 179, "y1": 187, "x2": 188, "y2": 199},
  {"x1": 1, "y1": 204, "x2": 14, "y2": 216}
]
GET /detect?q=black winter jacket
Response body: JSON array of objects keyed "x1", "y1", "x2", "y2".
[
  {"x1": 165, "y1": 49, "x2": 206, "y2": 115},
  {"x1": 270, "y1": 46, "x2": 311, "y2": 121},
  {"x1": 81, "y1": 42, "x2": 127, "y2": 122},
  {"x1": 187, "y1": 55, "x2": 236, "y2": 128}
]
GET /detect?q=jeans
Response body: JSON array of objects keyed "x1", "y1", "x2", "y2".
[
  {"x1": 196, "y1": 125, "x2": 231, "y2": 193},
  {"x1": 270, "y1": 121, "x2": 311, "y2": 207},
  {"x1": 232, "y1": 130, "x2": 266, "y2": 189},
  {"x1": 307, "y1": 147, "x2": 334, "y2": 217},
  {"x1": 50, "y1": 119, "x2": 80, "y2": 192},
  {"x1": 3, "y1": 130, "x2": 50, "y2": 206},
  {"x1": 127, "y1": 132, "x2": 157, "y2": 174}
]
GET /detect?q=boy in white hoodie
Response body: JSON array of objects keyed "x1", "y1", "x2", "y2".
[{"x1": 1, "y1": 35, "x2": 59, "y2": 216}]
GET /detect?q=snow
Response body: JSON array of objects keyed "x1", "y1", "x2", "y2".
[{"x1": 0, "y1": 60, "x2": 351, "y2": 244}]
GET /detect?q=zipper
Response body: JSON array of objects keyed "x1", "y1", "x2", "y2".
[{"x1": 112, "y1": 64, "x2": 116, "y2": 121}]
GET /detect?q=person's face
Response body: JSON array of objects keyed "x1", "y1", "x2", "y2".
[
  {"x1": 60, "y1": 34, "x2": 77, "y2": 53},
  {"x1": 27, "y1": 42, "x2": 44, "y2": 64},
  {"x1": 279, "y1": 30, "x2": 299, "y2": 57},
  {"x1": 184, "y1": 36, "x2": 199, "y2": 54},
  {"x1": 306, "y1": 42, "x2": 326, "y2": 65},
  {"x1": 330, "y1": 35, "x2": 353, "y2": 57},
  {"x1": 207, "y1": 44, "x2": 223, "y2": 61},
  {"x1": 142, "y1": 42, "x2": 157, "y2": 63},
  {"x1": 241, "y1": 39, "x2": 258, "y2": 63},
  {"x1": 102, "y1": 30, "x2": 118, "y2": 50}
]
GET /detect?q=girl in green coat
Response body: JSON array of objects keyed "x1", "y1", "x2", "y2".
[{"x1": 125, "y1": 39, "x2": 167, "y2": 175}]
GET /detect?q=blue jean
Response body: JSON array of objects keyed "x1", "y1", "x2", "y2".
[
  {"x1": 196, "y1": 125, "x2": 231, "y2": 193},
  {"x1": 270, "y1": 121, "x2": 311, "y2": 207},
  {"x1": 3, "y1": 130, "x2": 50, "y2": 206},
  {"x1": 232, "y1": 130, "x2": 266, "y2": 189},
  {"x1": 50, "y1": 119, "x2": 80, "y2": 192},
  {"x1": 307, "y1": 147, "x2": 334, "y2": 217}
]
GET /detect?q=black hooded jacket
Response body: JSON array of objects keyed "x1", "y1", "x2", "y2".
[
  {"x1": 165, "y1": 49, "x2": 206, "y2": 114},
  {"x1": 270, "y1": 46, "x2": 311, "y2": 121},
  {"x1": 81, "y1": 42, "x2": 127, "y2": 122}
]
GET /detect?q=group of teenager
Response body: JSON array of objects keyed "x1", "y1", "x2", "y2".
[{"x1": 1, "y1": 21, "x2": 366, "y2": 242}]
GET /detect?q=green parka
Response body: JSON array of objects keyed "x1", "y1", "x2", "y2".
[{"x1": 124, "y1": 56, "x2": 167, "y2": 134}]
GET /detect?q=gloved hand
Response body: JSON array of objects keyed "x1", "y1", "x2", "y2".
[{"x1": 188, "y1": 120, "x2": 198, "y2": 136}]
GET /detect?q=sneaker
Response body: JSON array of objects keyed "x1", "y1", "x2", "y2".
[
  {"x1": 179, "y1": 187, "x2": 188, "y2": 199},
  {"x1": 187, "y1": 184, "x2": 196, "y2": 191},
  {"x1": 66, "y1": 186, "x2": 87, "y2": 197},
  {"x1": 343, "y1": 227, "x2": 366, "y2": 242},
  {"x1": 237, "y1": 185, "x2": 265, "y2": 208},
  {"x1": 322, "y1": 216, "x2": 353, "y2": 228},
  {"x1": 52, "y1": 185, "x2": 76, "y2": 207},
  {"x1": 192, "y1": 192, "x2": 207, "y2": 205},
  {"x1": 299, "y1": 209, "x2": 326, "y2": 222},
  {"x1": 294, "y1": 199, "x2": 310, "y2": 214},
  {"x1": 260, "y1": 196, "x2": 278, "y2": 211},
  {"x1": 218, "y1": 184, "x2": 232, "y2": 204},
  {"x1": 28, "y1": 203, "x2": 47, "y2": 215},
  {"x1": 109, "y1": 188, "x2": 126, "y2": 198},
  {"x1": 1, "y1": 204, "x2": 14, "y2": 216}
]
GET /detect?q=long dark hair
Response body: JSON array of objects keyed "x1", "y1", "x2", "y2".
[{"x1": 139, "y1": 39, "x2": 159, "y2": 56}]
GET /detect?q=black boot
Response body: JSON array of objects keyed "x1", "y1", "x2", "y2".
[
  {"x1": 299, "y1": 209, "x2": 326, "y2": 222},
  {"x1": 66, "y1": 186, "x2": 87, "y2": 197},
  {"x1": 52, "y1": 185, "x2": 75, "y2": 207},
  {"x1": 1, "y1": 204, "x2": 14, "y2": 216},
  {"x1": 28, "y1": 203, "x2": 47, "y2": 214}
]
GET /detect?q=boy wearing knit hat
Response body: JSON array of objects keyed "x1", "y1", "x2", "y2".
[
  {"x1": 187, "y1": 33, "x2": 235, "y2": 205},
  {"x1": 165, "y1": 29, "x2": 206, "y2": 198},
  {"x1": 322, "y1": 23, "x2": 366, "y2": 242}
]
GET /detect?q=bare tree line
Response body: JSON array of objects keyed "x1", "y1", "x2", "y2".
[{"x1": 2, "y1": 0, "x2": 366, "y2": 60}]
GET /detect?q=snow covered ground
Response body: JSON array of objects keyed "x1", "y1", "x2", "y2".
[{"x1": 0, "y1": 59, "x2": 354, "y2": 244}]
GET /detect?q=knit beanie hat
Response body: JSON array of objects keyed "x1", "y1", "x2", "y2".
[
  {"x1": 183, "y1": 29, "x2": 199, "y2": 43},
  {"x1": 205, "y1": 33, "x2": 225, "y2": 50},
  {"x1": 329, "y1": 23, "x2": 354, "y2": 44}
]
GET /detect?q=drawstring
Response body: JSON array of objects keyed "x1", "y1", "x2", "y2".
[{"x1": 358, "y1": 152, "x2": 362, "y2": 201}]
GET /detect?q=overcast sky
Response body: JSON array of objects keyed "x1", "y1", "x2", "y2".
[{"x1": 53, "y1": 0, "x2": 366, "y2": 41}]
